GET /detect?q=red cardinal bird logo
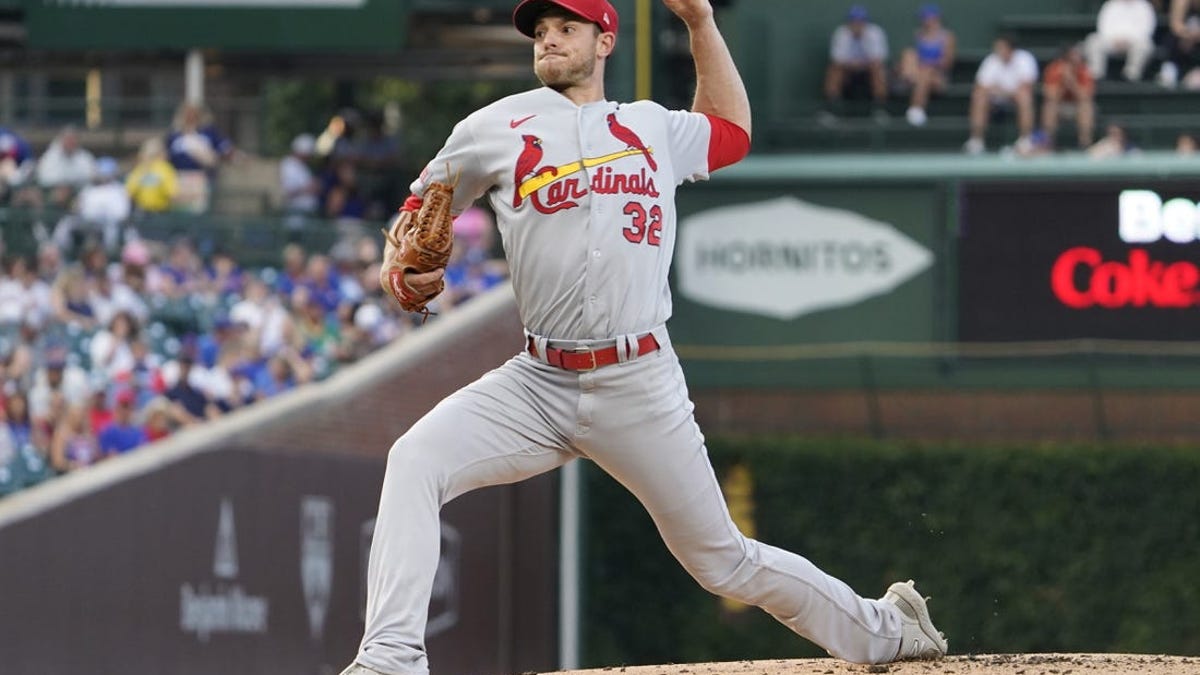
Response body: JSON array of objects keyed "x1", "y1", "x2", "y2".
[
  {"x1": 513, "y1": 134, "x2": 544, "y2": 208},
  {"x1": 513, "y1": 134, "x2": 560, "y2": 208},
  {"x1": 606, "y1": 113, "x2": 657, "y2": 171}
]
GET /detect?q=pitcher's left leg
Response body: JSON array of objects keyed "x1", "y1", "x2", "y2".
[{"x1": 584, "y1": 347, "x2": 903, "y2": 664}]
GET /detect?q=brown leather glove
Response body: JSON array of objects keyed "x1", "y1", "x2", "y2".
[{"x1": 380, "y1": 176, "x2": 456, "y2": 318}]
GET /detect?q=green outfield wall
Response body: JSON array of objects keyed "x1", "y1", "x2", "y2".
[
  {"x1": 582, "y1": 435, "x2": 1200, "y2": 667},
  {"x1": 669, "y1": 153, "x2": 1200, "y2": 390}
]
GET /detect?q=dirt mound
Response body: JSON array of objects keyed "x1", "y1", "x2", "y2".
[{"x1": 544, "y1": 653, "x2": 1197, "y2": 675}]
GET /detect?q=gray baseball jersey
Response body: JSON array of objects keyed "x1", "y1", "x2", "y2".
[
  {"x1": 353, "y1": 86, "x2": 908, "y2": 675},
  {"x1": 410, "y1": 87, "x2": 710, "y2": 340}
]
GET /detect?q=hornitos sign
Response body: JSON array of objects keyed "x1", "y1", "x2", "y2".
[
  {"x1": 179, "y1": 497, "x2": 270, "y2": 642},
  {"x1": 677, "y1": 196, "x2": 933, "y2": 319}
]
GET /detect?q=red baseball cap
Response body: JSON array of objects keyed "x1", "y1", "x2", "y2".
[{"x1": 513, "y1": 0, "x2": 619, "y2": 38}]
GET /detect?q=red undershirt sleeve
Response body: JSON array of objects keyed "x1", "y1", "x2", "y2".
[
  {"x1": 703, "y1": 113, "x2": 751, "y2": 172},
  {"x1": 401, "y1": 194, "x2": 423, "y2": 212}
]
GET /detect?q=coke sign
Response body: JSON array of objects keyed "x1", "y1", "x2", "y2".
[
  {"x1": 1051, "y1": 248, "x2": 1200, "y2": 309},
  {"x1": 960, "y1": 182, "x2": 1200, "y2": 341}
]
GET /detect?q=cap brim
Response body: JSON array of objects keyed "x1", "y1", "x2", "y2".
[{"x1": 513, "y1": 0, "x2": 608, "y2": 38}]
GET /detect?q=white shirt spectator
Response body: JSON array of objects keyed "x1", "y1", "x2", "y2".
[
  {"x1": 976, "y1": 49, "x2": 1040, "y2": 95},
  {"x1": 88, "y1": 329, "x2": 136, "y2": 379},
  {"x1": 1085, "y1": 0, "x2": 1157, "y2": 80},
  {"x1": 281, "y1": 134, "x2": 319, "y2": 214},
  {"x1": 36, "y1": 133, "x2": 96, "y2": 190},
  {"x1": 28, "y1": 363, "x2": 91, "y2": 419},
  {"x1": 78, "y1": 181, "x2": 131, "y2": 228},
  {"x1": 1097, "y1": 0, "x2": 1157, "y2": 44},
  {"x1": 830, "y1": 24, "x2": 888, "y2": 65},
  {"x1": 0, "y1": 277, "x2": 50, "y2": 326}
]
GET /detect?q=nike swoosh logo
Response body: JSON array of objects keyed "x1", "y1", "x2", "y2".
[{"x1": 510, "y1": 114, "x2": 537, "y2": 128}]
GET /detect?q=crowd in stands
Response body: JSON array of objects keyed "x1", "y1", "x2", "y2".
[
  {"x1": 0, "y1": 100, "x2": 509, "y2": 498},
  {"x1": 822, "y1": 0, "x2": 1200, "y2": 155}
]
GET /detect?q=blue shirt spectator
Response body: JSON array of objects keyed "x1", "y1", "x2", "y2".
[
  {"x1": 98, "y1": 423, "x2": 146, "y2": 455},
  {"x1": 98, "y1": 389, "x2": 146, "y2": 456}
]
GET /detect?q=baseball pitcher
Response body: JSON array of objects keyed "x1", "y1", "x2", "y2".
[{"x1": 344, "y1": 1, "x2": 948, "y2": 673}]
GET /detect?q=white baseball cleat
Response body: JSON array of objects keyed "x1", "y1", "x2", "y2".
[
  {"x1": 338, "y1": 663, "x2": 390, "y2": 675},
  {"x1": 880, "y1": 579, "x2": 948, "y2": 661}
]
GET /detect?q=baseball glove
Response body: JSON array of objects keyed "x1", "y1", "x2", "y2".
[{"x1": 380, "y1": 171, "x2": 457, "y2": 318}]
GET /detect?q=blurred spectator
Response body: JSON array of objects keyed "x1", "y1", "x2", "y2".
[
  {"x1": 92, "y1": 262, "x2": 150, "y2": 326},
  {"x1": 166, "y1": 102, "x2": 235, "y2": 214},
  {"x1": 29, "y1": 347, "x2": 91, "y2": 424},
  {"x1": 304, "y1": 254, "x2": 343, "y2": 314},
  {"x1": 4, "y1": 392, "x2": 34, "y2": 451},
  {"x1": 253, "y1": 349, "x2": 312, "y2": 401},
  {"x1": 1089, "y1": 123, "x2": 1138, "y2": 158},
  {"x1": 822, "y1": 5, "x2": 889, "y2": 120},
  {"x1": 163, "y1": 352, "x2": 218, "y2": 423},
  {"x1": 322, "y1": 159, "x2": 368, "y2": 222},
  {"x1": 351, "y1": 111, "x2": 403, "y2": 170},
  {"x1": 0, "y1": 255, "x2": 52, "y2": 328},
  {"x1": 898, "y1": 4, "x2": 956, "y2": 127},
  {"x1": 1, "y1": 322, "x2": 39, "y2": 393},
  {"x1": 124, "y1": 339, "x2": 164, "y2": 406},
  {"x1": 141, "y1": 396, "x2": 174, "y2": 443},
  {"x1": 50, "y1": 266, "x2": 98, "y2": 330},
  {"x1": 89, "y1": 311, "x2": 139, "y2": 381},
  {"x1": 126, "y1": 137, "x2": 178, "y2": 214},
  {"x1": 231, "y1": 275, "x2": 293, "y2": 358},
  {"x1": 202, "y1": 344, "x2": 252, "y2": 413},
  {"x1": 36, "y1": 242, "x2": 63, "y2": 285},
  {"x1": 204, "y1": 249, "x2": 244, "y2": 301},
  {"x1": 50, "y1": 403, "x2": 99, "y2": 472},
  {"x1": 1041, "y1": 44, "x2": 1097, "y2": 149},
  {"x1": 0, "y1": 127, "x2": 37, "y2": 207},
  {"x1": 98, "y1": 388, "x2": 146, "y2": 456},
  {"x1": 1085, "y1": 0, "x2": 1157, "y2": 81},
  {"x1": 1176, "y1": 132, "x2": 1198, "y2": 154},
  {"x1": 335, "y1": 302, "x2": 376, "y2": 363},
  {"x1": 53, "y1": 158, "x2": 131, "y2": 254},
  {"x1": 196, "y1": 314, "x2": 243, "y2": 369},
  {"x1": 87, "y1": 383, "x2": 114, "y2": 435},
  {"x1": 1163, "y1": 0, "x2": 1200, "y2": 88},
  {"x1": 964, "y1": 35, "x2": 1039, "y2": 155},
  {"x1": 159, "y1": 238, "x2": 204, "y2": 295},
  {"x1": 281, "y1": 133, "x2": 320, "y2": 229},
  {"x1": 275, "y1": 243, "x2": 309, "y2": 297},
  {"x1": 36, "y1": 126, "x2": 96, "y2": 209},
  {"x1": 315, "y1": 110, "x2": 358, "y2": 160},
  {"x1": 290, "y1": 285, "x2": 339, "y2": 374}
]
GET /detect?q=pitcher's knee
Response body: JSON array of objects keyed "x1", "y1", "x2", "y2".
[
  {"x1": 683, "y1": 540, "x2": 753, "y2": 598},
  {"x1": 386, "y1": 436, "x2": 444, "y2": 489}
]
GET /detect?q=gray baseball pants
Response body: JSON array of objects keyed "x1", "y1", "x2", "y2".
[{"x1": 355, "y1": 328, "x2": 903, "y2": 674}]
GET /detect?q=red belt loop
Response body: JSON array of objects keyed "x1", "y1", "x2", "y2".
[{"x1": 528, "y1": 333, "x2": 660, "y2": 371}]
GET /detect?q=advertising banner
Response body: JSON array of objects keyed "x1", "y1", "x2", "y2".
[
  {"x1": 960, "y1": 182, "x2": 1200, "y2": 341},
  {"x1": 677, "y1": 196, "x2": 934, "y2": 321},
  {"x1": 0, "y1": 448, "x2": 557, "y2": 675}
]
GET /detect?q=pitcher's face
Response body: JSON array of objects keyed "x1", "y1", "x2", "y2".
[{"x1": 532, "y1": 14, "x2": 611, "y2": 90}]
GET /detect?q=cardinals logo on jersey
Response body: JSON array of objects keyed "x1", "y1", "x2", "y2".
[
  {"x1": 512, "y1": 120, "x2": 659, "y2": 215},
  {"x1": 606, "y1": 113, "x2": 657, "y2": 171},
  {"x1": 512, "y1": 135, "x2": 559, "y2": 208}
]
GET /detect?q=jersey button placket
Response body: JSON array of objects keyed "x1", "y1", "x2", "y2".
[{"x1": 579, "y1": 105, "x2": 605, "y2": 333}]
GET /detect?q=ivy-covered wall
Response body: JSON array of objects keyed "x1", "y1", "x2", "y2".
[{"x1": 583, "y1": 437, "x2": 1200, "y2": 666}]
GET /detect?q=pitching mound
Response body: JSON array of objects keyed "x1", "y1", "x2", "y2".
[{"x1": 545, "y1": 653, "x2": 1197, "y2": 675}]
